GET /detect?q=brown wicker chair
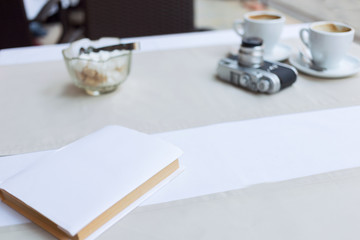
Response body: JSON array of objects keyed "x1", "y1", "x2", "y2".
[{"x1": 84, "y1": 0, "x2": 195, "y2": 39}]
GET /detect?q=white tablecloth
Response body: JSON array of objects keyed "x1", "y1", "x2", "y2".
[{"x1": 2, "y1": 25, "x2": 360, "y2": 239}]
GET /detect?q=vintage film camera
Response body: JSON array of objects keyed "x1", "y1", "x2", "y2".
[{"x1": 217, "y1": 37, "x2": 297, "y2": 94}]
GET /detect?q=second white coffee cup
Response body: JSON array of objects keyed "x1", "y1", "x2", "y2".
[
  {"x1": 233, "y1": 11, "x2": 285, "y2": 54},
  {"x1": 300, "y1": 21, "x2": 355, "y2": 69}
]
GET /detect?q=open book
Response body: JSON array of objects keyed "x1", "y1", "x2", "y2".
[{"x1": 0, "y1": 126, "x2": 183, "y2": 240}]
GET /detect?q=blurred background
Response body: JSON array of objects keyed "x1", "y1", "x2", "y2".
[{"x1": 1, "y1": 0, "x2": 359, "y2": 49}]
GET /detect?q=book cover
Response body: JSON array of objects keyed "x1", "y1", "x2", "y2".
[{"x1": 0, "y1": 125, "x2": 183, "y2": 240}]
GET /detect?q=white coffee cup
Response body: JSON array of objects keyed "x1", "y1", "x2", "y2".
[
  {"x1": 233, "y1": 11, "x2": 285, "y2": 54},
  {"x1": 300, "y1": 21, "x2": 355, "y2": 69}
]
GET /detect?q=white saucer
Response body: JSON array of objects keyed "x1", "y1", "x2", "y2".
[
  {"x1": 289, "y1": 53, "x2": 360, "y2": 78},
  {"x1": 264, "y1": 43, "x2": 292, "y2": 62}
]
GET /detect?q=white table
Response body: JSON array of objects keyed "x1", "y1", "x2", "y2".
[{"x1": 2, "y1": 24, "x2": 360, "y2": 239}]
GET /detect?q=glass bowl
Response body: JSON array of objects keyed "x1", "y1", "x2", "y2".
[{"x1": 62, "y1": 39, "x2": 132, "y2": 96}]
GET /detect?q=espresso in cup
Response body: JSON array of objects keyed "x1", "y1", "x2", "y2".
[
  {"x1": 300, "y1": 21, "x2": 355, "y2": 69},
  {"x1": 312, "y1": 23, "x2": 352, "y2": 33},
  {"x1": 233, "y1": 11, "x2": 285, "y2": 54},
  {"x1": 249, "y1": 14, "x2": 281, "y2": 20}
]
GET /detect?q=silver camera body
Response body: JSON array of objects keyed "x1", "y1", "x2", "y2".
[{"x1": 217, "y1": 37, "x2": 297, "y2": 94}]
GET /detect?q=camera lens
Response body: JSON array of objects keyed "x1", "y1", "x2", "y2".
[{"x1": 238, "y1": 37, "x2": 264, "y2": 68}]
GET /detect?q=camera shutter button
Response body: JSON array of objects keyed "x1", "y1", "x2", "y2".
[{"x1": 257, "y1": 79, "x2": 271, "y2": 92}]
